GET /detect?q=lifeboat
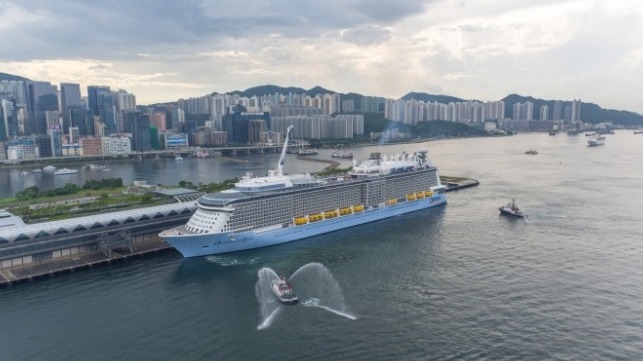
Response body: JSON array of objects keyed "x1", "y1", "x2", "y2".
[
  {"x1": 339, "y1": 207, "x2": 352, "y2": 216},
  {"x1": 416, "y1": 191, "x2": 425, "y2": 199},
  {"x1": 406, "y1": 194, "x2": 417, "y2": 201},
  {"x1": 324, "y1": 210, "x2": 338, "y2": 219},
  {"x1": 308, "y1": 214, "x2": 323, "y2": 222},
  {"x1": 293, "y1": 216, "x2": 308, "y2": 226},
  {"x1": 353, "y1": 204, "x2": 364, "y2": 213},
  {"x1": 386, "y1": 198, "x2": 397, "y2": 205},
  {"x1": 425, "y1": 191, "x2": 433, "y2": 197}
]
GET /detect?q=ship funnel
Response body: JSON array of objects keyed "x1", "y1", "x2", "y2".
[{"x1": 277, "y1": 125, "x2": 294, "y2": 176}]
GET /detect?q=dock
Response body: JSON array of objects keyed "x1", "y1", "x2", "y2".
[
  {"x1": 0, "y1": 238, "x2": 174, "y2": 288},
  {"x1": 444, "y1": 178, "x2": 480, "y2": 192},
  {"x1": 440, "y1": 175, "x2": 480, "y2": 192}
]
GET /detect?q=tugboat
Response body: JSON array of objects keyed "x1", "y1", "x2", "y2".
[
  {"x1": 499, "y1": 199, "x2": 525, "y2": 218},
  {"x1": 271, "y1": 274, "x2": 299, "y2": 305}
]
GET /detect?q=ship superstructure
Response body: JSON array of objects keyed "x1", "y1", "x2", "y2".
[{"x1": 159, "y1": 125, "x2": 446, "y2": 257}]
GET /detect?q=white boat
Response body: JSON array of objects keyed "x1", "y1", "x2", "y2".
[
  {"x1": 499, "y1": 199, "x2": 525, "y2": 217},
  {"x1": 331, "y1": 151, "x2": 353, "y2": 158},
  {"x1": 89, "y1": 164, "x2": 107, "y2": 170},
  {"x1": 270, "y1": 275, "x2": 299, "y2": 305},
  {"x1": 43, "y1": 165, "x2": 56, "y2": 172},
  {"x1": 32, "y1": 168, "x2": 43, "y2": 173},
  {"x1": 297, "y1": 149, "x2": 318, "y2": 156},
  {"x1": 175, "y1": 156, "x2": 183, "y2": 161},
  {"x1": 54, "y1": 168, "x2": 78, "y2": 175},
  {"x1": 587, "y1": 136, "x2": 605, "y2": 146}
]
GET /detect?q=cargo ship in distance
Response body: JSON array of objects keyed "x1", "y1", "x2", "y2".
[{"x1": 159, "y1": 125, "x2": 447, "y2": 257}]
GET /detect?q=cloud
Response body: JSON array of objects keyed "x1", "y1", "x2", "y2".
[
  {"x1": 0, "y1": 0, "x2": 642, "y2": 113},
  {"x1": 341, "y1": 25, "x2": 391, "y2": 46},
  {"x1": 347, "y1": 0, "x2": 430, "y2": 22}
]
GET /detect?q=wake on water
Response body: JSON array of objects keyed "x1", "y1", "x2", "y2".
[{"x1": 255, "y1": 262, "x2": 357, "y2": 330}]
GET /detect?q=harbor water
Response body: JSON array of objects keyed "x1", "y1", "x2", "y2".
[{"x1": 1, "y1": 131, "x2": 643, "y2": 360}]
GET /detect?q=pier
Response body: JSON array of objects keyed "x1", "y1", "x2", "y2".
[
  {"x1": 0, "y1": 236, "x2": 174, "y2": 288},
  {"x1": 441, "y1": 177, "x2": 480, "y2": 192}
]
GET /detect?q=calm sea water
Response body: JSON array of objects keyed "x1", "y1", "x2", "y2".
[{"x1": 1, "y1": 132, "x2": 643, "y2": 360}]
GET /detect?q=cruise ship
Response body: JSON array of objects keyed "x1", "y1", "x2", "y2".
[{"x1": 159, "y1": 125, "x2": 447, "y2": 257}]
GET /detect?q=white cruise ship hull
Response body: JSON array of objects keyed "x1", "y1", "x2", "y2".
[{"x1": 162, "y1": 194, "x2": 446, "y2": 258}]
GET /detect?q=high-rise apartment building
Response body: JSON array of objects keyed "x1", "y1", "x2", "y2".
[
  {"x1": 539, "y1": 105, "x2": 549, "y2": 121},
  {"x1": 570, "y1": 99, "x2": 581, "y2": 123},
  {"x1": 114, "y1": 89, "x2": 136, "y2": 111},
  {"x1": 0, "y1": 99, "x2": 16, "y2": 140}
]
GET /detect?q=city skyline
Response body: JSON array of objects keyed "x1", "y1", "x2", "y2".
[{"x1": 1, "y1": 0, "x2": 642, "y2": 114}]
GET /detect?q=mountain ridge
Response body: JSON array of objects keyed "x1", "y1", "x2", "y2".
[{"x1": 1, "y1": 72, "x2": 640, "y2": 125}]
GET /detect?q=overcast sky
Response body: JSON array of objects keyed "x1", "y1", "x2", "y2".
[{"x1": 1, "y1": 0, "x2": 642, "y2": 113}]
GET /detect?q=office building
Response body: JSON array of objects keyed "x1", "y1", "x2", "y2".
[{"x1": 60, "y1": 83, "x2": 82, "y2": 134}]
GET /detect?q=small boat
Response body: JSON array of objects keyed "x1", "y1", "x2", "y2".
[
  {"x1": 634, "y1": 130, "x2": 643, "y2": 134},
  {"x1": 175, "y1": 156, "x2": 183, "y2": 161},
  {"x1": 587, "y1": 135, "x2": 605, "y2": 146},
  {"x1": 21, "y1": 170, "x2": 29, "y2": 176},
  {"x1": 499, "y1": 199, "x2": 525, "y2": 217},
  {"x1": 525, "y1": 150, "x2": 538, "y2": 155},
  {"x1": 271, "y1": 275, "x2": 299, "y2": 305},
  {"x1": 54, "y1": 168, "x2": 78, "y2": 175},
  {"x1": 89, "y1": 164, "x2": 107, "y2": 170},
  {"x1": 297, "y1": 149, "x2": 318, "y2": 156},
  {"x1": 43, "y1": 165, "x2": 56, "y2": 172},
  {"x1": 331, "y1": 151, "x2": 353, "y2": 158},
  {"x1": 32, "y1": 168, "x2": 42, "y2": 173}
]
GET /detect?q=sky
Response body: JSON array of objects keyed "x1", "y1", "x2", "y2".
[{"x1": 1, "y1": 0, "x2": 642, "y2": 113}]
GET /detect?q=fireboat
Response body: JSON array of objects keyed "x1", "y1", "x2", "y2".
[{"x1": 271, "y1": 275, "x2": 299, "y2": 305}]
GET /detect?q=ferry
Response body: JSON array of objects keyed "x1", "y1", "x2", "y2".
[
  {"x1": 54, "y1": 168, "x2": 78, "y2": 175},
  {"x1": 159, "y1": 125, "x2": 447, "y2": 257},
  {"x1": 331, "y1": 151, "x2": 353, "y2": 158}
]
